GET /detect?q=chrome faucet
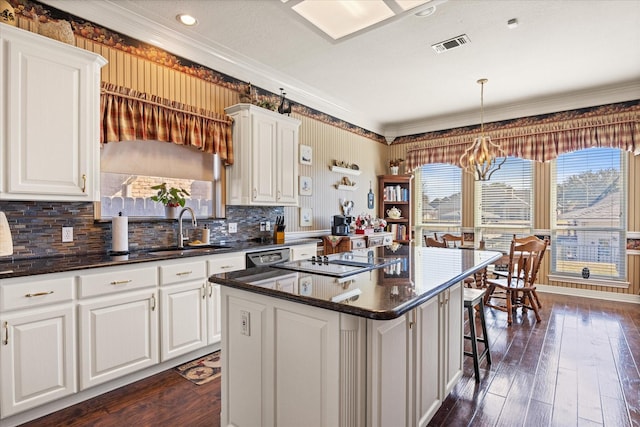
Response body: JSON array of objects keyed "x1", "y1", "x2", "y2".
[{"x1": 177, "y1": 207, "x2": 197, "y2": 249}]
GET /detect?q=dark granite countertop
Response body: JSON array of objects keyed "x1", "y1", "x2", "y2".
[
  {"x1": 209, "y1": 245, "x2": 502, "y2": 320},
  {"x1": 0, "y1": 238, "x2": 320, "y2": 279}
]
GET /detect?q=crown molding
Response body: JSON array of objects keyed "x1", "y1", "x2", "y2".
[{"x1": 384, "y1": 80, "x2": 640, "y2": 139}]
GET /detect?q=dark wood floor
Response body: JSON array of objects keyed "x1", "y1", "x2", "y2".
[{"x1": 22, "y1": 292, "x2": 639, "y2": 427}]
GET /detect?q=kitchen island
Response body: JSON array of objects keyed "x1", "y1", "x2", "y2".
[{"x1": 210, "y1": 245, "x2": 501, "y2": 427}]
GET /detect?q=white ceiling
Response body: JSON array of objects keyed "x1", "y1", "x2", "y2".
[{"x1": 43, "y1": 0, "x2": 640, "y2": 139}]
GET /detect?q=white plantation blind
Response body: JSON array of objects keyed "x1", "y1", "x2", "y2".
[
  {"x1": 415, "y1": 164, "x2": 462, "y2": 241},
  {"x1": 551, "y1": 147, "x2": 627, "y2": 281},
  {"x1": 474, "y1": 157, "x2": 533, "y2": 252}
]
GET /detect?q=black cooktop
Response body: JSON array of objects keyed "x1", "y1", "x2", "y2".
[{"x1": 273, "y1": 253, "x2": 401, "y2": 277}]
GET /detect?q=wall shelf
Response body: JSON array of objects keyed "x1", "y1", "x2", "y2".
[
  {"x1": 336, "y1": 185, "x2": 359, "y2": 191},
  {"x1": 330, "y1": 166, "x2": 362, "y2": 176}
]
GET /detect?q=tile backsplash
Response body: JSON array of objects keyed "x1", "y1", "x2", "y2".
[{"x1": 0, "y1": 201, "x2": 282, "y2": 259}]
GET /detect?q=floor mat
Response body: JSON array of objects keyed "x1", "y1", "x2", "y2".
[{"x1": 175, "y1": 351, "x2": 221, "y2": 385}]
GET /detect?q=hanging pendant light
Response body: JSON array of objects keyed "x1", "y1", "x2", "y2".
[{"x1": 459, "y1": 79, "x2": 506, "y2": 181}]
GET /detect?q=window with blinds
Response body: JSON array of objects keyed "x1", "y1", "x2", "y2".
[
  {"x1": 415, "y1": 163, "x2": 462, "y2": 242},
  {"x1": 551, "y1": 147, "x2": 627, "y2": 282},
  {"x1": 474, "y1": 157, "x2": 533, "y2": 252}
]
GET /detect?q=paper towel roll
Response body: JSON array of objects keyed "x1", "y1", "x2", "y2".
[{"x1": 112, "y1": 215, "x2": 129, "y2": 254}]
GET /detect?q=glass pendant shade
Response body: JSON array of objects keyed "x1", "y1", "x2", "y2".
[{"x1": 459, "y1": 79, "x2": 506, "y2": 181}]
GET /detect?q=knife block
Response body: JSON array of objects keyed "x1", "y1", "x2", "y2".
[{"x1": 274, "y1": 230, "x2": 285, "y2": 244}]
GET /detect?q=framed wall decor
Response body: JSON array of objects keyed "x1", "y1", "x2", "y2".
[
  {"x1": 300, "y1": 144, "x2": 312, "y2": 165},
  {"x1": 299, "y1": 176, "x2": 312, "y2": 196},
  {"x1": 300, "y1": 207, "x2": 313, "y2": 226}
]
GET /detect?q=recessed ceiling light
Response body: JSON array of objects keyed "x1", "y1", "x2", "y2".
[
  {"x1": 415, "y1": 6, "x2": 436, "y2": 17},
  {"x1": 176, "y1": 14, "x2": 198, "y2": 26}
]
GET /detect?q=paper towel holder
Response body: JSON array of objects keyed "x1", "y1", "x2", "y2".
[{"x1": 109, "y1": 212, "x2": 130, "y2": 256}]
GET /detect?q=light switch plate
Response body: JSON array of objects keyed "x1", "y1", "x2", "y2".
[{"x1": 229, "y1": 223, "x2": 238, "y2": 233}]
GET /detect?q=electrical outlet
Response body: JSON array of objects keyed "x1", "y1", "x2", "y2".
[
  {"x1": 228, "y1": 222, "x2": 238, "y2": 233},
  {"x1": 62, "y1": 227, "x2": 73, "y2": 242},
  {"x1": 260, "y1": 221, "x2": 266, "y2": 231},
  {"x1": 240, "y1": 310, "x2": 250, "y2": 336},
  {"x1": 265, "y1": 221, "x2": 271, "y2": 231}
]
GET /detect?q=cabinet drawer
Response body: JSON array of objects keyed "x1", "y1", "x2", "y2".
[
  {"x1": 351, "y1": 238, "x2": 367, "y2": 250},
  {"x1": 367, "y1": 235, "x2": 384, "y2": 247},
  {"x1": 159, "y1": 261, "x2": 206, "y2": 286},
  {"x1": 78, "y1": 266, "x2": 157, "y2": 298},
  {"x1": 1, "y1": 275, "x2": 74, "y2": 311},
  {"x1": 208, "y1": 253, "x2": 246, "y2": 275},
  {"x1": 368, "y1": 234, "x2": 394, "y2": 248},
  {"x1": 290, "y1": 244, "x2": 317, "y2": 261}
]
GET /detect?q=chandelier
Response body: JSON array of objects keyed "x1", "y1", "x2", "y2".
[{"x1": 459, "y1": 78, "x2": 506, "y2": 181}]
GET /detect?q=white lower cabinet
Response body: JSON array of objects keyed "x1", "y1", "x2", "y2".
[
  {"x1": 206, "y1": 252, "x2": 246, "y2": 345},
  {"x1": 367, "y1": 281, "x2": 462, "y2": 427},
  {"x1": 78, "y1": 289, "x2": 159, "y2": 390},
  {"x1": 208, "y1": 283, "x2": 222, "y2": 344},
  {"x1": 159, "y1": 260, "x2": 208, "y2": 361},
  {"x1": 0, "y1": 304, "x2": 76, "y2": 417},
  {"x1": 222, "y1": 284, "x2": 464, "y2": 427},
  {"x1": 222, "y1": 287, "x2": 342, "y2": 427},
  {"x1": 0, "y1": 273, "x2": 76, "y2": 418},
  {"x1": 367, "y1": 314, "x2": 411, "y2": 427},
  {"x1": 441, "y1": 283, "x2": 463, "y2": 397},
  {"x1": 160, "y1": 281, "x2": 207, "y2": 361}
]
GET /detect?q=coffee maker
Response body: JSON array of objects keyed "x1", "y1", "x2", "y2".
[{"x1": 331, "y1": 215, "x2": 352, "y2": 236}]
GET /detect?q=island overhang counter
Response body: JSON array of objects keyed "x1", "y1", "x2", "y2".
[{"x1": 209, "y1": 245, "x2": 502, "y2": 427}]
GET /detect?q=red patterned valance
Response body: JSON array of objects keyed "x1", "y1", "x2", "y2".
[
  {"x1": 100, "y1": 83, "x2": 234, "y2": 165},
  {"x1": 405, "y1": 102, "x2": 640, "y2": 171}
]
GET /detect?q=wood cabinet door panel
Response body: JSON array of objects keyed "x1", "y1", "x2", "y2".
[
  {"x1": 160, "y1": 282, "x2": 207, "y2": 361},
  {"x1": 78, "y1": 290, "x2": 158, "y2": 390},
  {"x1": 0, "y1": 305, "x2": 75, "y2": 416},
  {"x1": 1, "y1": 26, "x2": 105, "y2": 201},
  {"x1": 276, "y1": 122, "x2": 298, "y2": 204},
  {"x1": 367, "y1": 315, "x2": 410, "y2": 427},
  {"x1": 251, "y1": 113, "x2": 277, "y2": 203}
]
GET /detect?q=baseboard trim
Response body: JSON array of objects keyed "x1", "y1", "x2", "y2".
[{"x1": 537, "y1": 284, "x2": 640, "y2": 304}]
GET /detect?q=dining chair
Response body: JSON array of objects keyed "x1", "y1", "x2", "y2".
[
  {"x1": 509, "y1": 234, "x2": 545, "y2": 308},
  {"x1": 441, "y1": 233, "x2": 465, "y2": 248},
  {"x1": 425, "y1": 236, "x2": 447, "y2": 248},
  {"x1": 432, "y1": 233, "x2": 485, "y2": 288},
  {"x1": 513, "y1": 234, "x2": 543, "y2": 244},
  {"x1": 484, "y1": 238, "x2": 548, "y2": 325}
]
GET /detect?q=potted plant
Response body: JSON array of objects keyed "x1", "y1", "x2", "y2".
[
  {"x1": 150, "y1": 183, "x2": 190, "y2": 219},
  {"x1": 389, "y1": 159, "x2": 404, "y2": 175}
]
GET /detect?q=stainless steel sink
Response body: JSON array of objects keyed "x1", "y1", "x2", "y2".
[{"x1": 148, "y1": 245, "x2": 231, "y2": 256}]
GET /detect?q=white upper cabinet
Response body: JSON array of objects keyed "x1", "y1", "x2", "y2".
[
  {"x1": 225, "y1": 104, "x2": 300, "y2": 206},
  {"x1": 0, "y1": 26, "x2": 106, "y2": 201}
]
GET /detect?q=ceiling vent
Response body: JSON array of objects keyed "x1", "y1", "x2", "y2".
[{"x1": 431, "y1": 34, "x2": 471, "y2": 53}]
